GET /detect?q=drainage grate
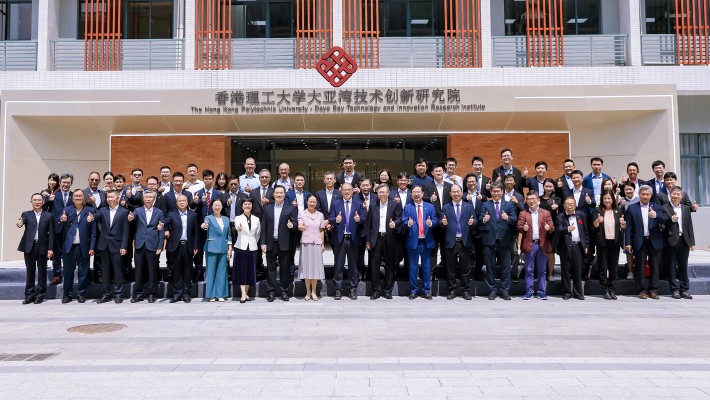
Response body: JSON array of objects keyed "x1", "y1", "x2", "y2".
[
  {"x1": 0, "y1": 353, "x2": 59, "y2": 362},
  {"x1": 67, "y1": 323, "x2": 127, "y2": 334}
]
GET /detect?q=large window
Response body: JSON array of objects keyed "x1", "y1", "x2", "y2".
[
  {"x1": 231, "y1": 0, "x2": 294, "y2": 38},
  {"x1": 0, "y1": 0, "x2": 32, "y2": 41},
  {"x1": 503, "y1": 0, "x2": 600, "y2": 36},
  {"x1": 379, "y1": 0, "x2": 444, "y2": 37},
  {"x1": 645, "y1": 0, "x2": 710, "y2": 34},
  {"x1": 78, "y1": 0, "x2": 174, "y2": 39},
  {"x1": 680, "y1": 133, "x2": 710, "y2": 206}
]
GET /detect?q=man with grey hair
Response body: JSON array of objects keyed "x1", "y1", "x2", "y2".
[{"x1": 131, "y1": 190, "x2": 165, "y2": 303}]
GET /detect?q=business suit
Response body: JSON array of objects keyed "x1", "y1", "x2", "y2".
[
  {"x1": 249, "y1": 185, "x2": 275, "y2": 218},
  {"x1": 423, "y1": 181, "x2": 453, "y2": 272},
  {"x1": 335, "y1": 171, "x2": 363, "y2": 189},
  {"x1": 663, "y1": 202, "x2": 695, "y2": 295},
  {"x1": 92, "y1": 206, "x2": 130, "y2": 298},
  {"x1": 503, "y1": 190, "x2": 525, "y2": 213},
  {"x1": 441, "y1": 201, "x2": 477, "y2": 295},
  {"x1": 582, "y1": 173, "x2": 611, "y2": 200},
  {"x1": 471, "y1": 174, "x2": 492, "y2": 200},
  {"x1": 479, "y1": 199, "x2": 517, "y2": 296},
  {"x1": 556, "y1": 211, "x2": 589, "y2": 298},
  {"x1": 591, "y1": 207, "x2": 624, "y2": 294},
  {"x1": 401, "y1": 201, "x2": 438, "y2": 295},
  {"x1": 83, "y1": 187, "x2": 108, "y2": 284},
  {"x1": 555, "y1": 174, "x2": 574, "y2": 199},
  {"x1": 365, "y1": 199, "x2": 402, "y2": 296},
  {"x1": 125, "y1": 184, "x2": 147, "y2": 210},
  {"x1": 203, "y1": 214, "x2": 232, "y2": 299},
  {"x1": 260, "y1": 202, "x2": 298, "y2": 297},
  {"x1": 525, "y1": 177, "x2": 548, "y2": 196},
  {"x1": 329, "y1": 197, "x2": 367, "y2": 294},
  {"x1": 315, "y1": 188, "x2": 341, "y2": 253},
  {"x1": 83, "y1": 188, "x2": 108, "y2": 209},
  {"x1": 464, "y1": 190, "x2": 485, "y2": 281},
  {"x1": 162, "y1": 189, "x2": 194, "y2": 215},
  {"x1": 56, "y1": 205, "x2": 96, "y2": 299},
  {"x1": 17, "y1": 210, "x2": 54, "y2": 302},
  {"x1": 164, "y1": 209, "x2": 199, "y2": 300},
  {"x1": 648, "y1": 178, "x2": 667, "y2": 203},
  {"x1": 357, "y1": 191, "x2": 377, "y2": 280},
  {"x1": 492, "y1": 166, "x2": 524, "y2": 194},
  {"x1": 624, "y1": 201, "x2": 667, "y2": 295},
  {"x1": 285, "y1": 189, "x2": 312, "y2": 275},
  {"x1": 233, "y1": 213, "x2": 261, "y2": 288},
  {"x1": 49, "y1": 190, "x2": 72, "y2": 278},
  {"x1": 193, "y1": 187, "x2": 222, "y2": 282},
  {"x1": 517, "y1": 207, "x2": 553, "y2": 296},
  {"x1": 391, "y1": 188, "x2": 413, "y2": 278},
  {"x1": 564, "y1": 186, "x2": 598, "y2": 272},
  {"x1": 132, "y1": 206, "x2": 164, "y2": 301},
  {"x1": 654, "y1": 191, "x2": 694, "y2": 210}
]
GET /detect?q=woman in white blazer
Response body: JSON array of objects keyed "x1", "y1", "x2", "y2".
[{"x1": 233, "y1": 198, "x2": 261, "y2": 303}]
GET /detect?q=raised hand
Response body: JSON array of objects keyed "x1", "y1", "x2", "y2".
[
  {"x1": 649, "y1": 205, "x2": 656, "y2": 219},
  {"x1": 672, "y1": 214, "x2": 679, "y2": 223},
  {"x1": 157, "y1": 221, "x2": 164, "y2": 231},
  {"x1": 394, "y1": 196, "x2": 400, "y2": 203},
  {"x1": 193, "y1": 193, "x2": 199, "y2": 204},
  {"x1": 485, "y1": 182, "x2": 491, "y2": 190},
  {"x1": 483, "y1": 212, "x2": 490, "y2": 224},
  {"x1": 466, "y1": 193, "x2": 473, "y2": 202},
  {"x1": 523, "y1": 221, "x2": 529, "y2": 231},
  {"x1": 245, "y1": 184, "x2": 252, "y2": 193},
  {"x1": 597, "y1": 213, "x2": 604, "y2": 223},
  {"x1": 389, "y1": 218, "x2": 395, "y2": 229},
  {"x1": 585, "y1": 192, "x2": 591, "y2": 204},
  {"x1": 692, "y1": 202, "x2": 699, "y2": 212},
  {"x1": 127, "y1": 212, "x2": 134, "y2": 222},
  {"x1": 201, "y1": 222, "x2": 208, "y2": 230},
  {"x1": 612, "y1": 176, "x2": 617, "y2": 187},
  {"x1": 165, "y1": 231, "x2": 170, "y2": 238},
  {"x1": 238, "y1": 223, "x2": 243, "y2": 232},
  {"x1": 544, "y1": 222, "x2": 551, "y2": 231},
  {"x1": 468, "y1": 214, "x2": 474, "y2": 225},
  {"x1": 551, "y1": 203, "x2": 558, "y2": 211},
  {"x1": 60, "y1": 211, "x2": 67, "y2": 223},
  {"x1": 568, "y1": 224, "x2": 576, "y2": 232},
  {"x1": 287, "y1": 219, "x2": 294, "y2": 229},
  {"x1": 336, "y1": 212, "x2": 342, "y2": 224},
  {"x1": 510, "y1": 196, "x2": 518, "y2": 205},
  {"x1": 16, "y1": 217, "x2": 23, "y2": 228},
  {"x1": 261, "y1": 244, "x2": 267, "y2": 253},
  {"x1": 619, "y1": 215, "x2": 626, "y2": 228},
  {"x1": 292, "y1": 199, "x2": 298, "y2": 207},
  {"x1": 227, "y1": 196, "x2": 233, "y2": 206},
  {"x1": 262, "y1": 197, "x2": 270, "y2": 205},
  {"x1": 523, "y1": 167, "x2": 529, "y2": 177},
  {"x1": 441, "y1": 214, "x2": 448, "y2": 226},
  {"x1": 354, "y1": 211, "x2": 360, "y2": 223},
  {"x1": 501, "y1": 211, "x2": 508, "y2": 221},
  {"x1": 431, "y1": 193, "x2": 438, "y2": 203},
  {"x1": 298, "y1": 223, "x2": 306, "y2": 232},
  {"x1": 426, "y1": 215, "x2": 432, "y2": 227},
  {"x1": 408, "y1": 217, "x2": 414, "y2": 227},
  {"x1": 87, "y1": 213, "x2": 94, "y2": 223}
]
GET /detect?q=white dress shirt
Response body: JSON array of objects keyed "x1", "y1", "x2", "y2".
[
  {"x1": 379, "y1": 202, "x2": 388, "y2": 233},
  {"x1": 567, "y1": 214, "x2": 580, "y2": 243},
  {"x1": 531, "y1": 209, "x2": 539, "y2": 240},
  {"x1": 273, "y1": 204, "x2": 283, "y2": 239},
  {"x1": 673, "y1": 204, "x2": 683, "y2": 234},
  {"x1": 180, "y1": 211, "x2": 188, "y2": 240}
]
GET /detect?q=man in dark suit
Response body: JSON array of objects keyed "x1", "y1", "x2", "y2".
[
  {"x1": 84, "y1": 171, "x2": 111, "y2": 286},
  {"x1": 556, "y1": 197, "x2": 589, "y2": 300},
  {"x1": 260, "y1": 185, "x2": 298, "y2": 302},
  {"x1": 125, "y1": 168, "x2": 146, "y2": 209},
  {"x1": 391, "y1": 172, "x2": 413, "y2": 206},
  {"x1": 145, "y1": 176, "x2": 166, "y2": 211},
  {"x1": 624, "y1": 185, "x2": 667, "y2": 299},
  {"x1": 223, "y1": 175, "x2": 249, "y2": 244},
  {"x1": 164, "y1": 194, "x2": 199, "y2": 303},
  {"x1": 664, "y1": 186, "x2": 696, "y2": 299},
  {"x1": 463, "y1": 173, "x2": 485, "y2": 281},
  {"x1": 250, "y1": 169, "x2": 275, "y2": 218},
  {"x1": 479, "y1": 182, "x2": 518, "y2": 300},
  {"x1": 16, "y1": 193, "x2": 54, "y2": 304},
  {"x1": 525, "y1": 161, "x2": 550, "y2": 197},
  {"x1": 423, "y1": 164, "x2": 453, "y2": 273},
  {"x1": 565, "y1": 169, "x2": 597, "y2": 273},
  {"x1": 392, "y1": 172, "x2": 413, "y2": 279},
  {"x1": 191, "y1": 170, "x2": 219, "y2": 282},
  {"x1": 517, "y1": 191, "x2": 554, "y2": 300},
  {"x1": 356, "y1": 178, "x2": 377, "y2": 280},
  {"x1": 329, "y1": 183, "x2": 367, "y2": 300},
  {"x1": 492, "y1": 148, "x2": 526, "y2": 194},
  {"x1": 285, "y1": 172, "x2": 311, "y2": 276},
  {"x1": 470, "y1": 156, "x2": 492, "y2": 200},
  {"x1": 555, "y1": 159, "x2": 576, "y2": 199},
  {"x1": 336, "y1": 154, "x2": 363, "y2": 191},
  {"x1": 316, "y1": 171, "x2": 341, "y2": 251},
  {"x1": 401, "y1": 185, "x2": 438, "y2": 299},
  {"x1": 654, "y1": 172, "x2": 698, "y2": 211},
  {"x1": 56, "y1": 189, "x2": 96, "y2": 304},
  {"x1": 503, "y1": 175, "x2": 525, "y2": 213},
  {"x1": 365, "y1": 184, "x2": 402, "y2": 300},
  {"x1": 648, "y1": 160, "x2": 667, "y2": 202},
  {"x1": 162, "y1": 172, "x2": 194, "y2": 215},
  {"x1": 91, "y1": 189, "x2": 130, "y2": 303},
  {"x1": 440, "y1": 184, "x2": 476, "y2": 300},
  {"x1": 583, "y1": 157, "x2": 611, "y2": 205},
  {"x1": 131, "y1": 191, "x2": 165, "y2": 303},
  {"x1": 49, "y1": 173, "x2": 74, "y2": 285}
]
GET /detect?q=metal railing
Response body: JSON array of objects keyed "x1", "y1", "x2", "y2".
[
  {"x1": 641, "y1": 34, "x2": 677, "y2": 65},
  {"x1": 50, "y1": 39, "x2": 184, "y2": 71},
  {"x1": 232, "y1": 38, "x2": 296, "y2": 69},
  {"x1": 492, "y1": 35, "x2": 628, "y2": 67},
  {"x1": 0, "y1": 40, "x2": 37, "y2": 71},
  {"x1": 380, "y1": 37, "x2": 444, "y2": 68}
]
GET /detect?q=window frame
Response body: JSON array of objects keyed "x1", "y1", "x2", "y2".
[
  {"x1": 231, "y1": 0, "x2": 295, "y2": 39},
  {"x1": 77, "y1": 0, "x2": 175, "y2": 40},
  {"x1": 0, "y1": 0, "x2": 32, "y2": 41}
]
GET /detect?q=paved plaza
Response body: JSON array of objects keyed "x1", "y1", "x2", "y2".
[{"x1": 1, "y1": 293, "x2": 710, "y2": 399}]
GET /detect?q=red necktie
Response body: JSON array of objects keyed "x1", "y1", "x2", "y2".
[
  {"x1": 206, "y1": 191, "x2": 212, "y2": 214},
  {"x1": 418, "y1": 204, "x2": 424, "y2": 238}
]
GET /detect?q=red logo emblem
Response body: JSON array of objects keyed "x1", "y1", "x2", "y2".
[{"x1": 316, "y1": 46, "x2": 357, "y2": 87}]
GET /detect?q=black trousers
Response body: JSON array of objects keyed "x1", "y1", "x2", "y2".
[
  {"x1": 334, "y1": 237, "x2": 359, "y2": 290},
  {"x1": 633, "y1": 238, "x2": 661, "y2": 294},
  {"x1": 669, "y1": 240, "x2": 691, "y2": 293},
  {"x1": 430, "y1": 227, "x2": 446, "y2": 269},
  {"x1": 597, "y1": 240, "x2": 620, "y2": 292},
  {"x1": 170, "y1": 242, "x2": 193, "y2": 298},
  {"x1": 471, "y1": 237, "x2": 485, "y2": 280},
  {"x1": 134, "y1": 247, "x2": 159, "y2": 296},
  {"x1": 23, "y1": 242, "x2": 47, "y2": 299},
  {"x1": 445, "y1": 240, "x2": 472, "y2": 292},
  {"x1": 265, "y1": 240, "x2": 291, "y2": 294},
  {"x1": 194, "y1": 229, "x2": 206, "y2": 281},
  {"x1": 560, "y1": 244, "x2": 584, "y2": 297},
  {"x1": 370, "y1": 235, "x2": 397, "y2": 294},
  {"x1": 100, "y1": 250, "x2": 123, "y2": 296}
]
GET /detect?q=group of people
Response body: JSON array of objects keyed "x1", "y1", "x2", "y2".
[{"x1": 17, "y1": 150, "x2": 698, "y2": 305}]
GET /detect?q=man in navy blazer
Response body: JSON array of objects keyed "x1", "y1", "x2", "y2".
[
  {"x1": 440, "y1": 184, "x2": 476, "y2": 300},
  {"x1": 392, "y1": 172, "x2": 414, "y2": 278},
  {"x1": 565, "y1": 169, "x2": 597, "y2": 271},
  {"x1": 479, "y1": 182, "x2": 517, "y2": 300},
  {"x1": 260, "y1": 185, "x2": 298, "y2": 302},
  {"x1": 162, "y1": 172, "x2": 194, "y2": 215},
  {"x1": 329, "y1": 183, "x2": 367, "y2": 300},
  {"x1": 84, "y1": 171, "x2": 108, "y2": 285},
  {"x1": 131, "y1": 191, "x2": 165, "y2": 303},
  {"x1": 251, "y1": 169, "x2": 275, "y2": 218},
  {"x1": 48, "y1": 173, "x2": 74, "y2": 284},
  {"x1": 464, "y1": 173, "x2": 485, "y2": 281},
  {"x1": 556, "y1": 197, "x2": 589, "y2": 300},
  {"x1": 582, "y1": 158, "x2": 611, "y2": 204},
  {"x1": 401, "y1": 185, "x2": 438, "y2": 299},
  {"x1": 56, "y1": 189, "x2": 96, "y2": 304},
  {"x1": 624, "y1": 185, "x2": 668, "y2": 299},
  {"x1": 663, "y1": 186, "x2": 696, "y2": 299},
  {"x1": 17, "y1": 193, "x2": 54, "y2": 304},
  {"x1": 285, "y1": 173, "x2": 311, "y2": 276},
  {"x1": 164, "y1": 194, "x2": 199, "y2": 303},
  {"x1": 91, "y1": 189, "x2": 130, "y2": 303},
  {"x1": 365, "y1": 184, "x2": 402, "y2": 300}
]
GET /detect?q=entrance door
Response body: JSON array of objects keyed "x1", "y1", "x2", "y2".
[{"x1": 231, "y1": 136, "x2": 447, "y2": 191}]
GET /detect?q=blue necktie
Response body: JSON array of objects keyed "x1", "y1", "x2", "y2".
[
  {"x1": 345, "y1": 201, "x2": 350, "y2": 233},
  {"x1": 456, "y1": 203, "x2": 461, "y2": 235}
]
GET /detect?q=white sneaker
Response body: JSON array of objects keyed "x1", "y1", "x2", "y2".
[
  {"x1": 627, "y1": 272, "x2": 634, "y2": 279},
  {"x1": 217, "y1": 298, "x2": 225, "y2": 302}
]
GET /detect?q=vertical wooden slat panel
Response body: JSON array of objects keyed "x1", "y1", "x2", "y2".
[
  {"x1": 525, "y1": 0, "x2": 563, "y2": 66},
  {"x1": 84, "y1": 0, "x2": 121, "y2": 70},
  {"x1": 195, "y1": 0, "x2": 232, "y2": 69},
  {"x1": 296, "y1": 0, "x2": 333, "y2": 68},
  {"x1": 343, "y1": 0, "x2": 378, "y2": 68},
  {"x1": 675, "y1": 0, "x2": 709, "y2": 64},
  {"x1": 444, "y1": 0, "x2": 481, "y2": 67}
]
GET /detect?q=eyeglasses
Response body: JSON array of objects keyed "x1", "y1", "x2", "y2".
[
  {"x1": 229, "y1": 183, "x2": 239, "y2": 186},
  {"x1": 89, "y1": 179, "x2": 100, "y2": 182}
]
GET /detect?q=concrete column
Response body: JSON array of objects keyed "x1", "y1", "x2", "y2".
[
  {"x1": 480, "y1": 0, "x2": 493, "y2": 68},
  {"x1": 333, "y1": 0, "x2": 343, "y2": 47},
  {"x1": 620, "y1": 0, "x2": 643, "y2": 66},
  {"x1": 35, "y1": 0, "x2": 50, "y2": 71},
  {"x1": 184, "y1": 0, "x2": 195, "y2": 70}
]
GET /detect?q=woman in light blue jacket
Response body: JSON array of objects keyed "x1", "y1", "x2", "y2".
[{"x1": 200, "y1": 198, "x2": 232, "y2": 301}]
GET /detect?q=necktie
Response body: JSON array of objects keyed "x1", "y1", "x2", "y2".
[
  {"x1": 456, "y1": 203, "x2": 461, "y2": 235},
  {"x1": 364, "y1": 198, "x2": 369, "y2": 211},
  {"x1": 345, "y1": 201, "x2": 350, "y2": 232},
  {"x1": 418, "y1": 204, "x2": 424, "y2": 237},
  {"x1": 63, "y1": 192, "x2": 68, "y2": 205},
  {"x1": 262, "y1": 187, "x2": 266, "y2": 202},
  {"x1": 230, "y1": 194, "x2": 236, "y2": 220},
  {"x1": 495, "y1": 202, "x2": 500, "y2": 219}
]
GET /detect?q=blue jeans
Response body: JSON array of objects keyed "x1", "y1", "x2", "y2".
[
  {"x1": 62, "y1": 244, "x2": 90, "y2": 297},
  {"x1": 205, "y1": 251, "x2": 229, "y2": 299},
  {"x1": 407, "y1": 241, "x2": 432, "y2": 294},
  {"x1": 524, "y1": 243, "x2": 548, "y2": 295}
]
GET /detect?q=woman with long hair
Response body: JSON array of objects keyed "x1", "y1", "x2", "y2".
[
  {"x1": 592, "y1": 190, "x2": 626, "y2": 299},
  {"x1": 539, "y1": 178, "x2": 561, "y2": 281}
]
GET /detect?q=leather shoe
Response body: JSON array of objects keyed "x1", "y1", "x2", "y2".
[
  {"x1": 681, "y1": 292, "x2": 693, "y2": 299},
  {"x1": 562, "y1": 293, "x2": 572, "y2": 300},
  {"x1": 77, "y1": 295, "x2": 86, "y2": 303},
  {"x1": 609, "y1": 291, "x2": 617, "y2": 300},
  {"x1": 148, "y1": 295, "x2": 156, "y2": 303},
  {"x1": 500, "y1": 292, "x2": 512, "y2": 300},
  {"x1": 384, "y1": 293, "x2": 393, "y2": 300},
  {"x1": 62, "y1": 296, "x2": 72, "y2": 303},
  {"x1": 408, "y1": 293, "x2": 418, "y2": 300},
  {"x1": 131, "y1": 296, "x2": 144, "y2": 303},
  {"x1": 638, "y1": 292, "x2": 648, "y2": 299},
  {"x1": 50, "y1": 276, "x2": 62, "y2": 286},
  {"x1": 334, "y1": 290, "x2": 342, "y2": 300},
  {"x1": 446, "y1": 292, "x2": 457, "y2": 300},
  {"x1": 348, "y1": 291, "x2": 357, "y2": 300},
  {"x1": 370, "y1": 292, "x2": 380, "y2": 300},
  {"x1": 575, "y1": 295, "x2": 585, "y2": 300},
  {"x1": 97, "y1": 295, "x2": 111, "y2": 304},
  {"x1": 34, "y1": 298, "x2": 44, "y2": 304},
  {"x1": 280, "y1": 293, "x2": 289, "y2": 302},
  {"x1": 671, "y1": 291, "x2": 681, "y2": 299},
  {"x1": 603, "y1": 291, "x2": 611, "y2": 300},
  {"x1": 423, "y1": 293, "x2": 433, "y2": 300},
  {"x1": 22, "y1": 298, "x2": 34, "y2": 305},
  {"x1": 463, "y1": 292, "x2": 472, "y2": 300},
  {"x1": 267, "y1": 293, "x2": 275, "y2": 302},
  {"x1": 115, "y1": 297, "x2": 123, "y2": 304},
  {"x1": 183, "y1": 296, "x2": 192, "y2": 303},
  {"x1": 649, "y1": 292, "x2": 659, "y2": 300},
  {"x1": 488, "y1": 292, "x2": 497, "y2": 300},
  {"x1": 170, "y1": 297, "x2": 180, "y2": 303}
]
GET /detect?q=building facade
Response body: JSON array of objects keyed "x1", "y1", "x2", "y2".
[{"x1": 1, "y1": 0, "x2": 709, "y2": 260}]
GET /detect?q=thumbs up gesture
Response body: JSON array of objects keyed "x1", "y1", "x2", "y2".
[
  {"x1": 202, "y1": 193, "x2": 208, "y2": 203},
  {"x1": 523, "y1": 167, "x2": 529, "y2": 177},
  {"x1": 336, "y1": 211, "x2": 342, "y2": 224},
  {"x1": 649, "y1": 206, "x2": 656, "y2": 219},
  {"x1": 551, "y1": 203, "x2": 558, "y2": 211},
  {"x1": 87, "y1": 213, "x2": 94, "y2": 223},
  {"x1": 544, "y1": 222, "x2": 551, "y2": 231},
  {"x1": 523, "y1": 221, "x2": 529, "y2": 231},
  {"x1": 157, "y1": 221, "x2": 164, "y2": 231},
  {"x1": 510, "y1": 196, "x2": 518, "y2": 205},
  {"x1": 426, "y1": 215, "x2": 432, "y2": 227},
  {"x1": 245, "y1": 184, "x2": 252, "y2": 193},
  {"x1": 692, "y1": 202, "x2": 699, "y2": 212},
  {"x1": 227, "y1": 196, "x2": 233, "y2": 206},
  {"x1": 672, "y1": 214, "x2": 679, "y2": 223},
  {"x1": 128, "y1": 212, "x2": 134, "y2": 221},
  {"x1": 193, "y1": 193, "x2": 199, "y2": 204},
  {"x1": 612, "y1": 176, "x2": 617, "y2": 187},
  {"x1": 60, "y1": 211, "x2": 67, "y2": 222},
  {"x1": 16, "y1": 217, "x2": 23, "y2": 228},
  {"x1": 441, "y1": 214, "x2": 448, "y2": 226},
  {"x1": 292, "y1": 198, "x2": 298, "y2": 206},
  {"x1": 501, "y1": 211, "x2": 509, "y2": 221},
  {"x1": 287, "y1": 219, "x2": 294, "y2": 229},
  {"x1": 408, "y1": 217, "x2": 414, "y2": 227},
  {"x1": 619, "y1": 215, "x2": 626, "y2": 228},
  {"x1": 485, "y1": 182, "x2": 491, "y2": 190},
  {"x1": 597, "y1": 213, "x2": 604, "y2": 223},
  {"x1": 238, "y1": 223, "x2": 243, "y2": 232},
  {"x1": 354, "y1": 211, "x2": 360, "y2": 223},
  {"x1": 136, "y1": 185, "x2": 143, "y2": 193},
  {"x1": 394, "y1": 196, "x2": 400, "y2": 203},
  {"x1": 466, "y1": 193, "x2": 472, "y2": 202},
  {"x1": 585, "y1": 192, "x2": 591, "y2": 204},
  {"x1": 483, "y1": 211, "x2": 490, "y2": 224},
  {"x1": 431, "y1": 193, "x2": 438, "y2": 202},
  {"x1": 568, "y1": 224, "x2": 576, "y2": 232},
  {"x1": 468, "y1": 214, "x2": 474, "y2": 226},
  {"x1": 201, "y1": 222, "x2": 208, "y2": 230},
  {"x1": 389, "y1": 218, "x2": 395, "y2": 229}
]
